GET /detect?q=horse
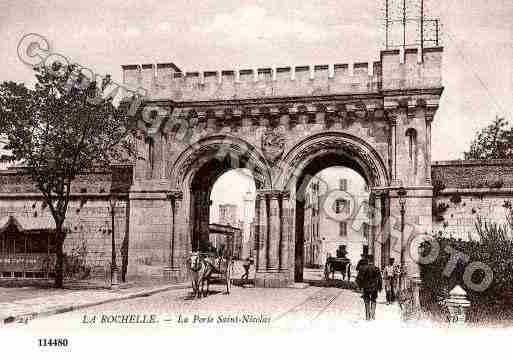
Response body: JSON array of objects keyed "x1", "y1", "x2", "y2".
[{"x1": 187, "y1": 252, "x2": 213, "y2": 298}]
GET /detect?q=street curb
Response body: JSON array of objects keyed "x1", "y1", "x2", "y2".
[{"x1": 1, "y1": 283, "x2": 190, "y2": 326}]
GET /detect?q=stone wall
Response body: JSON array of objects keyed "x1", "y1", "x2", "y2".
[
  {"x1": 128, "y1": 192, "x2": 172, "y2": 280},
  {"x1": 0, "y1": 165, "x2": 133, "y2": 280},
  {"x1": 432, "y1": 160, "x2": 513, "y2": 240}
]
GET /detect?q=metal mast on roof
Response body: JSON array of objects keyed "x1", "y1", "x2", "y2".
[{"x1": 384, "y1": 0, "x2": 440, "y2": 51}]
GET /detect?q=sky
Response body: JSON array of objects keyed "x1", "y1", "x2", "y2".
[{"x1": 1, "y1": 0, "x2": 512, "y2": 200}]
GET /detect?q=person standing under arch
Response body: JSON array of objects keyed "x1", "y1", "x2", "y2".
[{"x1": 384, "y1": 257, "x2": 398, "y2": 304}]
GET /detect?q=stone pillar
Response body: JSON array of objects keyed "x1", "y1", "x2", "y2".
[
  {"x1": 390, "y1": 118, "x2": 397, "y2": 183},
  {"x1": 190, "y1": 191, "x2": 209, "y2": 252},
  {"x1": 134, "y1": 129, "x2": 147, "y2": 181},
  {"x1": 385, "y1": 101, "x2": 399, "y2": 185},
  {"x1": 380, "y1": 193, "x2": 390, "y2": 268},
  {"x1": 160, "y1": 133, "x2": 168, "y2": 180},
  {"x1": 368, "y1": 194, "x2": 375, "y2": 260},
  {"x1": 255, "y1": 190, "x2": 291, "y2": 287},
  {"x1": 280, "y1": 193, "x2": 290, "y2": 273},
  {"x1": 256, "y1": 192, "x2": 268, "y2": 272},
  {"x1": 254, "y1": 193, "x2": 261, "y2": 269},
  {"x1": 170, "y1": 191, "x2": 182, "y2": 269},
  {"x1": 164, "y1": 191, "x2": 185, "y2": 282},
  {"x1": 198, "y1": 192, "x2": 211, "y2": 252},
  {"x1": 268, "y1": 192, "x2": 280, "y2": 271},
  {"x1": 425, "y1": 115, "x2": 432, "y2": 184},
  {"x1": 372, "y1": 192, "x2": 384, "y2": 269}
]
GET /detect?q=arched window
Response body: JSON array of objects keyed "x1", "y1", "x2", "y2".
[{"x1": 405, "y1": 128, "x2": 417, "y2": 175}]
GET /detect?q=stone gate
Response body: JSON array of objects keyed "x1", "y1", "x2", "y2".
[{"x1": 124, "y1": 46, "x2": 443, "y2": 287}]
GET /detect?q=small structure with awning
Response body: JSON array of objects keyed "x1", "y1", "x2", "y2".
[
  {"x1": 208, "y1": 223, "x2": 243, "y2": 259},
  {"x1": 0, "y1": 215, "x2": 57, "y2": 279}
]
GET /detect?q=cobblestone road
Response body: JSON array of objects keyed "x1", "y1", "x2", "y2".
[{"x1": 9, "y1": 281, "x2": 400, "y2": 332}]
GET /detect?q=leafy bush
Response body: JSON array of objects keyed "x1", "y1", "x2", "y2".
[
  {"x1": 63, "y1": 240, "x2": 91, "y2": 280},
  {"x1": 420, "y1": 212, "x2": 513, "y2": 323}
]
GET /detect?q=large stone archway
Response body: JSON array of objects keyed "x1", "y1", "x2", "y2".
[
  {"x1": 125, "y1": 46, "x2": 443, "y2": 286},
  {"x1": 270, "y1": 132, "x2": 390, "y2": 284},
  {"x1": 154, "y1": 135, "x2": 272, "y2": 281}
]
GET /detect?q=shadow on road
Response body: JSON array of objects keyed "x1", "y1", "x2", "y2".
[
  {"x1": 304, "y1": 279, "x2": 358, "y2": 291},
  {"x1": 183, "y1": 289, "x2": 224, "y2": 300}
]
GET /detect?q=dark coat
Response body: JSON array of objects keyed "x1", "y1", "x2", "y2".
[
  {"x1": 356, "y1": 258, "x2": 367, "y2": 273},
  {"x1": 356, "y1": 263, "x2": 383, "y2": 292}
]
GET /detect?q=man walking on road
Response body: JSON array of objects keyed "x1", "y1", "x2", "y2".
[
  {"x1": 356, "y1": 255, "x2": 383, "y2": 321},
  {"x1": 355, "y1": 253, "x2": 368, "y2": 291},
  {"x1": 355, "y1": 253, "x2": 367, "y2": 273}
]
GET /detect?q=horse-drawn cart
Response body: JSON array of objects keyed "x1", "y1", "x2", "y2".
[
  {"x1": 205, "y1": 255, "x2": 233, "y2": 294},
  {"x1": 324, "y1": 256, "x2": 351, "y2": 281},
  {"x1": 188, "y1": 252, "x2": 234, "y2": 298}
]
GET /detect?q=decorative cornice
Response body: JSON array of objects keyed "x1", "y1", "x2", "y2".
[
  {"x1": 172, "y1": 93, "x2": 383, "y2": 108},
  {"x1": 256, "y1": 190, "x2": 290, "y2": 200},
  {"x1": 432, "y1": 159, "x2": 513, "y2": 167},
  {"x1": 437, "y1": 188, "x2": 513, "y2": 196},
  {"x1": 381, "y1": 87, "x2": 444, "y2": 97}
]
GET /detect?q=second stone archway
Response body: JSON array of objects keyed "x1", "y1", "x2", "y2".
[{"x1": 254, "y1": 132, "x2": 391, "y2": 287}]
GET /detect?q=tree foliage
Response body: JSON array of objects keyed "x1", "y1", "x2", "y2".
[
  {"x1": 464, "y1": 117, "x2": 513, "y2": 160},
  {"x1": 420, "y1": 205, "x2": 513, "y2": 323},
  {"x1": 0, "y1": 63, "x2": 134, "y2": 287}
]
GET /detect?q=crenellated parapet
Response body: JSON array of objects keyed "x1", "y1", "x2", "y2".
[
  {"x1": 122, "y1": 61, "x2": 382, "y2": 101},
  {"x1": 381, "y1": 47, "x2": 443, "y2": 92},
  {"x1": 121, "y1": 47, "x2": 443, "y2": 103}
]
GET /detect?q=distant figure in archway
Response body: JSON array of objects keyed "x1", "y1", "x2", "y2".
[
  {"x1": 241, "y1": 257, "x2": 251, "y2": 281},
  {"x1": 384, "y1": 257, "x2": 398, "y2": 304}
]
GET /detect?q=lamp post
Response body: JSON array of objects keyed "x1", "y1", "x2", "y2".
[
  {"x1": 109, "y1": 196, "x2": 119, "y2": 288},
  {"x1": 397, "y1": 186, "x2": 407, "y2": 290}
]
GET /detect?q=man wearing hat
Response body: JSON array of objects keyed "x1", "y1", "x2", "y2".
[
  {"x1": 356, "y1": 255, "x2": 383, "y2": 320},
  {"x1": 355, "y1": 253, "x2": 368, "y2": 290}
]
